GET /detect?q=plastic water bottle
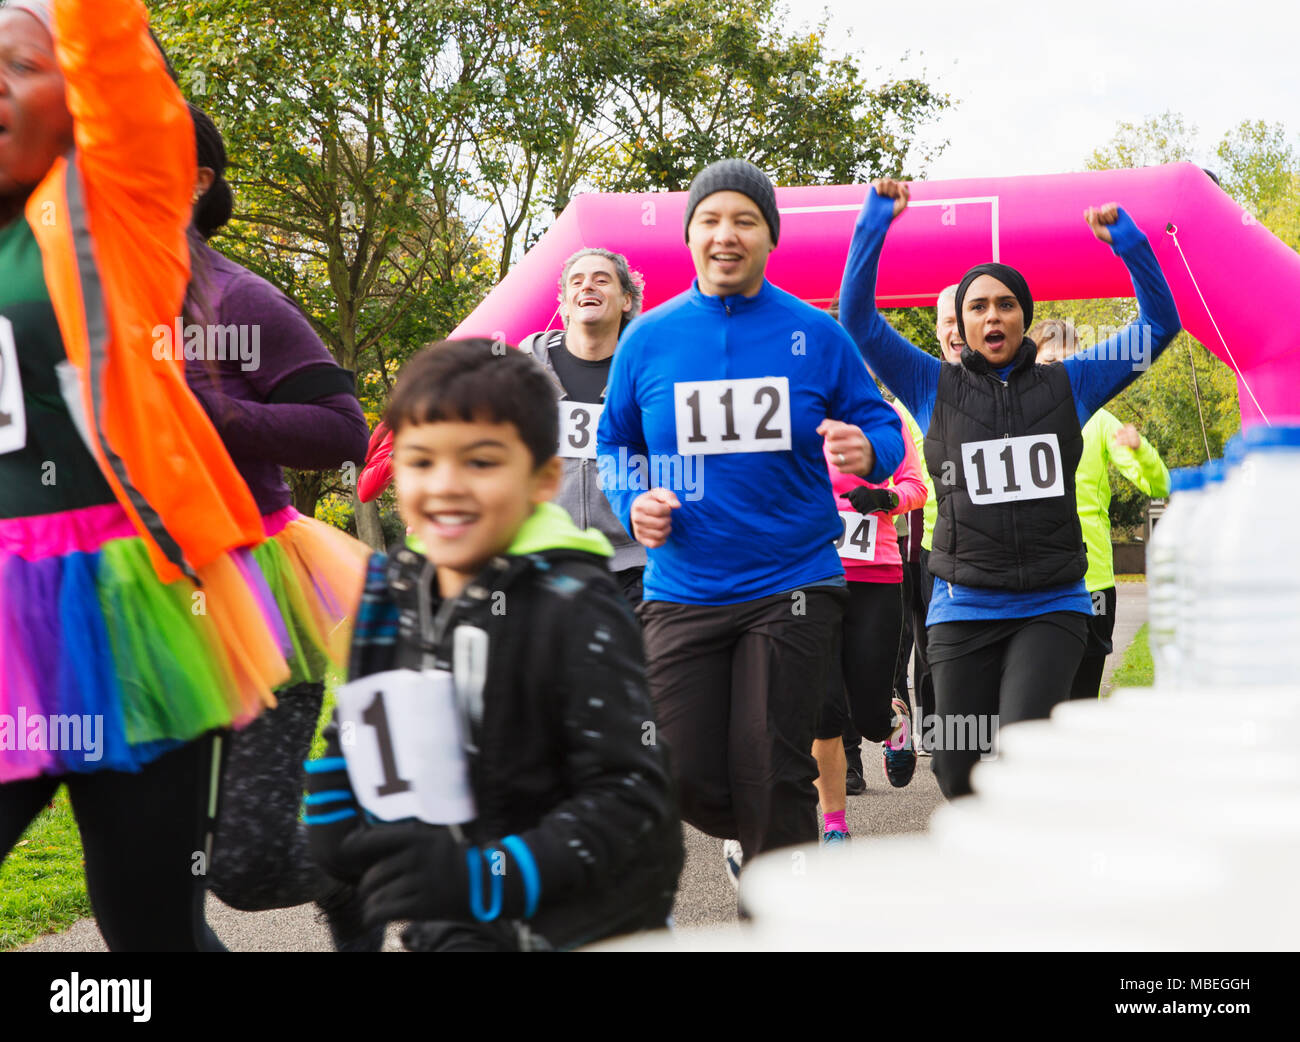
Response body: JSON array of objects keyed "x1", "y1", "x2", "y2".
[
  {"x1": 1147, "y1": 467, "x2": 1203, "y2": 687},
  {"x1": 1177, "y1": 458, "x2": 1230, "y2": 681},
  {"x1": 1189, "y1": 425, "x2": 1300, "y2": 686}
]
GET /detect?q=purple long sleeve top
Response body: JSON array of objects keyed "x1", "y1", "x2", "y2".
[{"x1": 183, "y1": 241, "x2": 370, "y2": 515}]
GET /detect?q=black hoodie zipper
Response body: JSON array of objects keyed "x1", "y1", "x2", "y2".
[{"x1": 996, "y1": 375, "x2": 1026, "y2": 589}]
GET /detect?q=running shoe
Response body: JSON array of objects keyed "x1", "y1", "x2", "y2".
[
  {"x1": 845, "y1": 763, "x2": 867, "y2": 796},
  {"x1": 822, "y1": 829, "x2": 851, "y2": 846},
  {"x1": 722, "y1": 839, "x2": 744, "y2": 891},
  {"x1": 883, "y1": 697, "x2": 917, "y2": 788}
]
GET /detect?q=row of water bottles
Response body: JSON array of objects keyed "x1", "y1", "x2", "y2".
[{"x1": 1148, "y1": 424, "x2": 1300, "y2": 688}]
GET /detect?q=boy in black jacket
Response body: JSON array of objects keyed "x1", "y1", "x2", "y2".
[{"x1": 304, "y1": 338, "x2": 682, "y2": 951}]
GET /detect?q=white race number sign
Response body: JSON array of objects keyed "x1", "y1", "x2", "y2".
[
  {"x1": 557, "y1": 400, "x2": 602, "y2": 459},
  {"x1": 835, "y1": 510, "x2": 878, "y2": 561},
  {"x1": 673, "y1": 376, "x2": 791, "y2": 455},
  {"x1": 0, "y1": 318, "x2": 28, "y2": 456},
  {"x1": 961, "y1": 433, "x2": 1064, "y2": 505},
  {"x1": 334, "y1": 668, "x2": 476, "y2": 825}
]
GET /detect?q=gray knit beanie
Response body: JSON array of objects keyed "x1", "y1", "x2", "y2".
[
  {"x1": 6, "y1": 1, "x2": 53, "y2": 34},
  {"x1": 683, "y1": 159, "x2": 780, "y2": 245}
]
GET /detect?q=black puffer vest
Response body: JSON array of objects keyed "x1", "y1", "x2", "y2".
[{"x1": 925, "y1": 339, "x2": 1087, "y2": 590}]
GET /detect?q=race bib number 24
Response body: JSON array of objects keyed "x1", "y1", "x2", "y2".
[
  {"x1": 674, "y1": 377, "x2": 791, "y2": 455},
  {"x1": 961, "y1": 433, "x2": 1064, "y2": 504},
  {"x1": 835, "y1": 511, "x2": 878, "y2": 562}
]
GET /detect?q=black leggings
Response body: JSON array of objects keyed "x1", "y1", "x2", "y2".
[
  {"x1": 928, "y1": 615, "x2": 1087, "y2": 799},
  {"x1": 209, "y1": 681, "x2": 331, "y2": 911},
  {"x1": 0, "y1": 734, "x2": 226, "y2": 951},
  {"x1": 1068, "y1": 586, "x2": 1117, "y2": 700},
  {"x1": 911, "y1": 550, "x2": 936, "y2": 726},
  {"x1": 818, "y1": 581, "x2": 904, "y2": 743}
]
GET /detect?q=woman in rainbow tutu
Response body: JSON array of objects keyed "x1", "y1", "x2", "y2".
[{"x1": 0, "y1": 0, "x2": 359, "y2": 950}]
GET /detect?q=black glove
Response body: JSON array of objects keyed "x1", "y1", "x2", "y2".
[
  {"x1": 341, "y1": 822, "x2": 530, "y2": 925},
  {"x1": 303, "y1": 744, "x2": 366, "y2": 885},
  {"x1": 839, "y1": 486, "x2": 898, "y2": 515}
]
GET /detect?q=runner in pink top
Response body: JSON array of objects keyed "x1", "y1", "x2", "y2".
[{"x1": 814, "y1": 399, "x2": 928, "y2": 838}]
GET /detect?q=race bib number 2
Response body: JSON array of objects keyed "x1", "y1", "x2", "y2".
[
  {"x1": 334, "y1": 669, "x2": 477, "y2": 825},
  {"x1": 961, "y1": 434, "x2": 1064, "y2": 504},
  {"x1": 558, "y1": 400, "x2": 602, "y2": 459},
  {"x1": 0, "y1": 318, "x2": 28, "y2": 456},
  {"x1": 674, "y1": 377, "x2": 791, "y2": 455}
]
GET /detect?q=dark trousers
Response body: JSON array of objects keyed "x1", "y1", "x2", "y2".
[
  {"x1": 0, "y1": 734, "x2": 226, "y2": 951},
  {"x1": 1068, "y1": 586, "x2": 1118, "y2": 700},
  {"x1": 818, "y1": 581, "x2": 904, "y2": 743},
  {"x1": 614, "y1": 566, "x2": 645, "y2": 611},
  {"x1": 928, "y1": 616, "x2": 1086, "y2": 799},
  {"x1": 910, "y1": 550, "x2": 936, "y2": 736},
  {"x1": 894, "y1": 562, "x2": 915, "y2": 702},
  {"x1": 639, "y1": 585, "x2": 845, "y2": 857}
]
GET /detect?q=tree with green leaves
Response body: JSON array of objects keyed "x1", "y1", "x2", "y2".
[
  {"x1": 1057, "y1": 111, "x2": 1299, "y2": 528},
  {"x1": 150, "y1": 0, "x2": 502, "y2": 533},
  {"x1": 149, "y1": 0, "x2": 951, "y2": 545}
]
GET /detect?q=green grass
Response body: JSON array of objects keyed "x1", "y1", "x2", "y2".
[
  {"x1": 1, "y1": 676, "x2": 340, "y2": 951},
  {"x1": 1109, "y1": 622, "x2": 1153, "y2": 689},
  {"x1": 0, "y1": 788, "x2": 91, "y2": 950}
]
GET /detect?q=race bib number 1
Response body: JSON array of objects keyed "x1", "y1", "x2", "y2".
[
  {"x1": 558, "y1": 400, "x2": 602, "y2": 459},
  {"x1": 961, "y1": 433, "x2": 1064, "y2": 505},
  {"x1": 674, "y1": 376, "x2": 791, "y2": 455},
  {"x1": 835, "y1": 510, "x2": 878, "y2": 562},
  {"x1": 334, "y1": 668, "x2": 477, "y2": 825}
]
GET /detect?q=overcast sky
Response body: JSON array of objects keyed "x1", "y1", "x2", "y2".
[{"x1": 816, "y1": 0, "x2": 1298, "y2": 181}]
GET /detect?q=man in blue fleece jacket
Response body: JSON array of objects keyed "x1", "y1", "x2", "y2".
[{"x1": 597, "y1": 159, "x2": 904, "y2": 869}]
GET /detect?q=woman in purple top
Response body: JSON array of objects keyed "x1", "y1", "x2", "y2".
[{"x1": 182, "y1": 106, "x2": 377, "y2": 949}]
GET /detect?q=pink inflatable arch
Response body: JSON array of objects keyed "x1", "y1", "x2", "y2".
[{"x1": 452, "y1": 162, "x2": 1298, "y2": 427}]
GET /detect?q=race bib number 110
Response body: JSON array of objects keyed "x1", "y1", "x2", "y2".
[
  {"x1": 674, "y1": 376, "x2": 791, "y2": 455},
  {"x1": 961, "y1": 433, "x2": 1064, "y2": 504}
]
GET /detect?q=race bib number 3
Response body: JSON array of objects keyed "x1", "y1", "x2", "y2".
[
  {"x1": 334, "y1": 669, "x2": 477, "y2": 825},
  {"x1": 674, "y1": 376, "x2": 791, "y2": 455},
  {"x1": 961, "y1": 433, "x2": 1064, "y2": 505},
  {"x1": 835, "y1": 510, "x2": 878, "y2": 561},
  {"x1": 558, "y1": 400, "x2": 602, "y2": 459}
]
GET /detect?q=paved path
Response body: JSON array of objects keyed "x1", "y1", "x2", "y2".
[{"x1": 21, "y1": 583, "x2": 1148, "y2": 951}]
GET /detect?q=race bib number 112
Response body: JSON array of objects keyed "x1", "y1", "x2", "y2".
[
  {"x1": 674, "y1": 376, "x2": 791, "y2": 455},
  {"x1": 961, "y1": 433, "x2": 1064, "y2": 504}
]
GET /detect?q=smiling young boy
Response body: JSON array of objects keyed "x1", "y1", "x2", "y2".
[{"x1": 304, "y1": 338, "x2": 682, "y2": 951}]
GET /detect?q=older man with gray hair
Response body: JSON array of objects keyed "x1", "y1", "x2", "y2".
[{"x1": 521, "y1": 247, "x2": 647, "y2": 604}]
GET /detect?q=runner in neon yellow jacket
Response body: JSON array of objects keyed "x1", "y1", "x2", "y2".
[
  {"x1": 1033, "y1": 319, "x2": 1169, "y2": 699},
  {"x1": 1076, "y1": 407, "x2": 1170, "y2": 592}
]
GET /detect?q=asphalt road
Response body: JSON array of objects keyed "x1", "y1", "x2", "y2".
[{"x1": 20, "y1": 584, "x2": 1147, "y2": 952}]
